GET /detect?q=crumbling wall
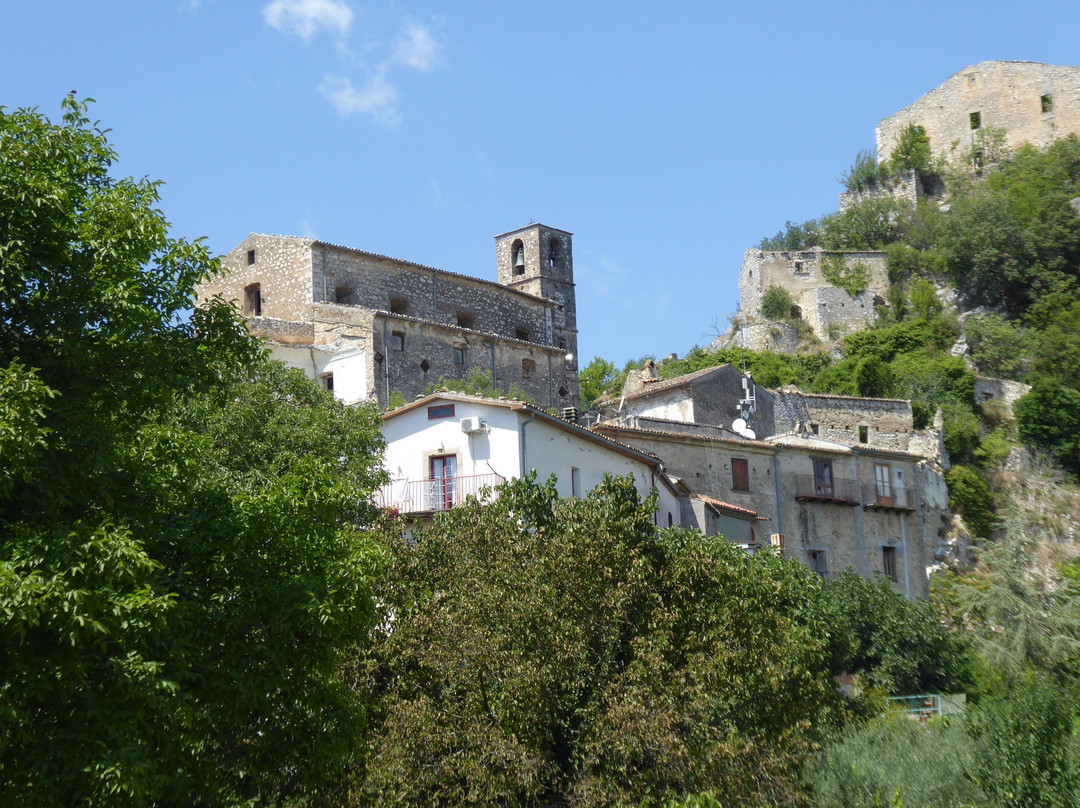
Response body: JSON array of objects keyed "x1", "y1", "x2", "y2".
[
  {"x1": 739, "y1": 248, "x2": 888, "y2": 343},
  {"x1": 876, "y1": 61, "x2": 1080, "y2": 167},
  {"x1": 773, "y1": 390, "x2": 914, "y2": 450}
]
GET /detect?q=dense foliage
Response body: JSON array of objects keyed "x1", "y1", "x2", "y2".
[
  {"x1": 359, "y1": 475, "x2": 837, "y2": 807},
  {"x1": 0, "y1": 97, "x2": 386, "y2": 804}
]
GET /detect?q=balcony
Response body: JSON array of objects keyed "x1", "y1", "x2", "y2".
[
  {"x1": 862, "y1": 484, "x2": 916, "y2": 511},
  {"x1": 793, "y1": 474, "x2": 860, "y2": 505},
  {"x1": 375, "y1": 473, "x2": 506, "y2": 514}
]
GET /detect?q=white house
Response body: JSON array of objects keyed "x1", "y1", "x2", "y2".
[{"x1": 377, "y1": 393, "x2": 686, "y2": 527}]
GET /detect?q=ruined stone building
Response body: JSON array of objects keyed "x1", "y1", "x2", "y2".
[
  {"x1": 197, "y1": 224, "x2": 580, "y2": 412},
  {"x1": 594, "y1": 364, "x2": 952, "y2": 597},
  {"x1": 876, "y1": 61, "x2": 1080, "y2": 168},
  {"x1": 736, "y1": 248, "x2": 889, "y2": 348}
]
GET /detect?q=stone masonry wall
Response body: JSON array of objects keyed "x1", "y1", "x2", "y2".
[
  {"x1": 876, "y1": 61, "x2": 1080, "y2": 167},
  {"x1": 773, "y1": 390, "x2": 913, "y2": 450},
  {"x1": 739, "y1": 248, "x2": 889, "y2": 342},
  {"x1": 372, "y1": 313, "x2": 575, "y2": 409},
  {"x1": 199, "y1": 234, "x2": 314, "y2": 321}
]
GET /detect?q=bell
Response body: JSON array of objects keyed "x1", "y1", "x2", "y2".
[{"x1": 514, "y1": 250, "x2": 525, "y2": 269}]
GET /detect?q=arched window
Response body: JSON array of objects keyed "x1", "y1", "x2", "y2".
[
  {"x1": 511, "y1": 239, "x2": 525, "y2": 276},
  {"x1": 548, "y1": 237, "x2": 562, "y2": 268}
]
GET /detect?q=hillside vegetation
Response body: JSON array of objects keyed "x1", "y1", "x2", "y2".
[{"x1": 582, "y1": 130, "x2": 1080, "y2": 807}]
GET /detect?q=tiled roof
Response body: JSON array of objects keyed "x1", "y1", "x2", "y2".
[
  {"x1": 596, "y1": 365, "x2": 730, "y2": 406},
  {"x1": 695, "y1": 495, "x2": 762, "y2": 520}
]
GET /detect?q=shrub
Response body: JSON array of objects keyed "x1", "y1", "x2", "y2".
[
  {"x1": 946, "y1": 465, "x2": 996, "y2": 539},
  {"x1": 761, "y1": 285, "x2": 795, "y2": 321}
]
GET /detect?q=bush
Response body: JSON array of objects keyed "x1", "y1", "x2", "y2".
[
  {"x1": 1014, "y1": 377, "x2": 1080, "y2": 476},
  {"x1": 761, "y1": 285, "x2": 795, "y2": 321},
  {"x1": 945, "y1": 465, "x2": 996, "y2": 539}
]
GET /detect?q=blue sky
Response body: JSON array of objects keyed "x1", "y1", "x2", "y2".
[{"x1": 2, "y1": 0, "x2": 1078, "y2": 367}]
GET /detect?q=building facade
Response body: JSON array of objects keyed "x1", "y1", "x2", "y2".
[
  {"x1": 876, "y1": 61, "x2": 1080, "y2": 168},
  {"x1": 197, "y1": 224, "x2": 580, "y2": 411},
  {"x1": 738, "y1": 248, "x2": 889, "y2": 344}
]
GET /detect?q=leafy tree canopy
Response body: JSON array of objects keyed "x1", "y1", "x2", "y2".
[{"x1": 0, "y1": 97, "x2": 386, "y2": 804}]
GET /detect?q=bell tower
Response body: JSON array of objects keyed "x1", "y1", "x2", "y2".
[{"x1": 495, "y1": 223, "x2": 578, "y2": 371}]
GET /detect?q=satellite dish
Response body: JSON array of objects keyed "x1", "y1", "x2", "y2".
[
  {"x1": 732, "y1": 418, "x2": 747, "y2": 433},
  {"x1": 743, "y1": 428, "x2": 756, "y2": 440}
]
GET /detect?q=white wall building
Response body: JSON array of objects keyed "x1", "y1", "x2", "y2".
[{"x1": 377, "y1": 393, "x2": 687, "y2": 527}]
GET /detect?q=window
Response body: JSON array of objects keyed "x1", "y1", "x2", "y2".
[
  {"x1": 453, "y1": 345, "x2": 465, "y2": 365},
  {"x1": 457, "y1": 312, "x2": 474, "y2": 328},
  {"x1": 427, "y1": 403, "x2": 455, "y2": 420},
  {"x1": 243, "y1": 283, "x2": 261, "y2": 317},
  {"x1": 794, "y1": 260, "x2": 804, "y2": 273},
  {"x1": 521, "y1": 358, "x2": 535, "y2": 379},
  {"x1": 571, "y1": 466, "x2": 581, "y2": 498},
  {"x1": 809, "y1": 550, "x2": 828, "y2": 579},
  {"x1": 390, "y1": 331, "x2": 405, "y2": 351},
  {"x1": 429, "y1": 454, "x2": 457, "y2": 511},
  {"x1": 548, "y1": 237, "x2": 561, "y2": 268},
  {"x1": 511, "y1": 239, "x2": 525, "y2": 276},
  {"x1": 390, "y1": 297, "x2": 408, "y2": 315},
  {"x1": 858, "y1": 425, "x2": 869, "y2": 444},
  {"x1": 812, "y1": 458, "x2": 833, "y2": 497},
  {"x1": 558, "y1": 338, "x2": 567, "y2": 351},
  {"x1": 335, "y1": 286, "x2": 355, "y2": 304},
  {"x1": 873, "y1": 462, "x2": 894, "y2": 507},
  {"x1": 1042, "y1": 93, "x2": 1054, "y2": 113},
  {"x1": 883, "y1": 546, "x2": 898, "y2": 583},
  {"x1": 731, "y1": 458, "x2": 750, "y2": 492},
  {"x1": 809, "y1": 423, "x2": 819, "y2": 436},
  {"x1": 969, "y1": 111, "x2": 981, "y2": 130},
  {"x1": 246, "y1": 249, "x2": 256, "y2": 265},
  {"x1": 320, "y1": 372, "x2": 334, "y2": 392},
  {"x1": 515, "y1": 327, "x2": 529, "y2": 341}
]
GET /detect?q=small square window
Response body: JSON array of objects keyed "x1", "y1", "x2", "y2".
[
  {"x1": 390, "y1": 331, "x2": 405, "y2": 351},
  {"x1": 246, "y1": 249, "x2": 256, "y2": 265},
  {"x1": 453, "y1": 346, "x2": 464, "y2": 365},
  {"x1": 809, "y1": 550, "x2": 828, "y2": 579},
  {"x1": 859, "y1": 425, "x2": 869, "y2": 444},
  {"x1": 1041, "y1": 94, "x2": 1054, "y2": 113},
  {"x1": 515, "y1": 327, "x2": 529, "y2": 341},
  {"x1": 457, "y1": 313, "x2": 474, "y2": 328},
  {"x1": 390, "y1": 298, "x2": 408, "y2": 315},
  {"x1": 427, "y1": 404, "x2": 455, "y2": 420},
  {"x1": 320, "y1": 372, "x2": 334, "y2": 392},
  {"x1": 969, "y1": 111, "x2": 981, "y2": 130}
]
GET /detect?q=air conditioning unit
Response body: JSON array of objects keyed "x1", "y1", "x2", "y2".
[{"x1": 460, "y1": 416, "x2": 483, "y2": 434}]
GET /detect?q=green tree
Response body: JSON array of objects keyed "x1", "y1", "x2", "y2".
[
  {"x1": 1014, "y1": 377, "x2": 1080, "y2": 476},
  {"x1": 760, "y1": 285, "x2": 795, "y2": 320},
  {"x1": 822, "y1": 571, "x2": 967, "y2": 695},
  {"x1": 579, "y1": 355, "x2": 620, "y2": 407},
  {"x1": 0, "y1": 97, "x2": 386, "y2": 804},
  {"x1": 360, "y1": 475, "x2": 833, "y2": 807},
  {"x1": 885, "y1": 123, "x2": 932, "y2": 177}
]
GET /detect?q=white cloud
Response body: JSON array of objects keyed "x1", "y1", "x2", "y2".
[
  {"x1": 263, "y1": 0, "x2": 353, "y2": 43},
  {"x1": 319, "y1": 72, "x2": 400, "y2": 125},
  {"x1": 393, "y1": 20, "x2": 441, "y2": 72}
]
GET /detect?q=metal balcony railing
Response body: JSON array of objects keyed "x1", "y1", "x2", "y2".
[
  {"x1": 793, "y1": 474, "x2": 861, "y2": 505},
  {"x1": 374, "y1": 473, "x2": 506, "y2": 513},
  {"x1": 862, "y1": 484, "x2": 915, "y2": 510}
]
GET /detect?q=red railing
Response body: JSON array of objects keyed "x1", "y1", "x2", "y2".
[
  {"x1": 793, "y1": 474, "x2": 861, "y2": 505},
  {"x1": 375, "y1": 473, "x2": 506, "y2": 513}
]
